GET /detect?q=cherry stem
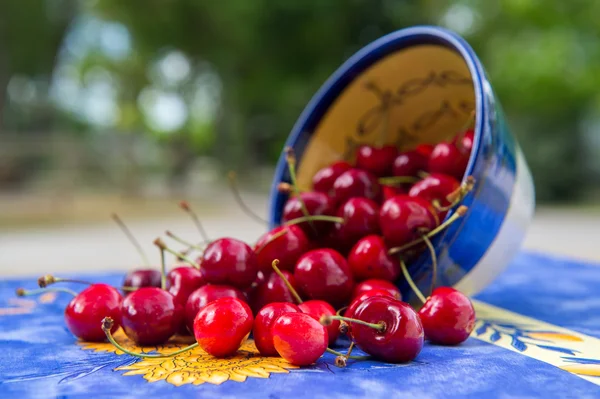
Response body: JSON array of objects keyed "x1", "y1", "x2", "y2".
[
  {"x1": 101, "y1": 317, "x2": 198, "y2": 358},
  {"x1": 271, "y1": 259, "x2": 302, "y2": 304},
  {"x1": 388, "y1": 205, "x2": 468, "y2": 255},
  {"x1": 433, "y1": 176, "x2": 475, "y2": 212},
  {"x1": 421, "y1": 235, "x2": 437, "y2": 294},
  {"x1": 226, "y1": 172, "x2": 269, "y2": 225},
  {"x1": 16, "y1": 287, "x2": 77, "y2": 297},
  {"x1": 165, "y1": 230, "x2": 205, "y2": 251},
  {"x1": 154, "y1": 238, "x2": 200, "y2": 269},
  {"x1": 284, "y1": 214, "x2": 344, "y2": 226},
  {"x1": 416, "y1": 170, "x2": 430, "y2": 179},
  {"x1": 254, "y1": 228, "x2": 289, "y2": 255},
  {"x1": 111, "y1": 213, "x2": 150, "y2": 267},
  {"x1": 38, "y1": 275, "x2": 93, "y2": 288},
  {"x1": 285, "y1": 147, "x2": 316, "y2": 234},
  {"x1": 378, "y1": 176, "x2": 420, "y2": 186},
  {"x1": 400, "y1": 261, "x2": 427, "y2": 304},
  {"x1": 322, "y1": 315, "x2": 385, "y2": 332},
  {"x1": 327, "y1": 347, "x2": 369, "y2": 361},
  {"x1": 158, "y1": 246, "x2": 167, "y2": 290}
]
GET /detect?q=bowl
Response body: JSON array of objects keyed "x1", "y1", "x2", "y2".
[{"x1": 268, "y1": 25, "x2": 535, "y2": 302}]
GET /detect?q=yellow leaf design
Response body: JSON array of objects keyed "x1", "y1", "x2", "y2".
[
  {"x1": 528, "y1": 332, "x2": 583, "y2": 342},
  {"x1": 560, "y1": 365, "x2": 600, "y2": 377}
]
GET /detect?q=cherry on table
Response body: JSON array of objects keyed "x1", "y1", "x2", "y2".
[
  {"x1": 379, "y1": 194, "x2": 439, "y2": 248},
  {"x1": 418, "y1": 287, "x2": 476, "y2": 345},
  {"x1": 392, "y1": 150, "x2": 428, "y2": 178},
  {"x1": 185, "y1": 284, "x2": 246, "y2": 333},
  {"x1": 249, "y1": 270, "x2": 300, "y2": 314},
  {"x1": 193, "y1": 297, "x2": 254, "y2": 358},
  {"x1": 282, "y1": 191, "x2": 337, "y2": 238},
  {"x1": 167, "y1": 266, "x2": 206, "y2": 306},
  {"x1": 329, "y1": 197, "x2": 380, "y2": 254},
  {"x1": 65, "y1": 284, "x2": 122, "y2": 342},
  {"x1": 352, "y1": 279, "x2": 401, "y2": 301},
  {"x1": 355, "y1": 145, "x2": 398, "y2": 177},
  {"x1": 123, "y1": 269, "x2": 162, "y2": 292},
  {"x1": 347, "y1": 235, "x2": 400, "y2": 282},
  {"x1": 428, "y1": 141, "x2": 469, "y2": 180},
  {"x1": 253, "y1": 302, "x2": 301, "y2": 356},
  {"x1": 344, "y1": 288, "x2": 397, "y2": 320},
  {"x1": 299, "y1": 300, "x2": 339, "y2": 347},
  {"x1": 121, "y1": 287, "x2": 183, "y2": 346},
  {"x1": 312, "y1": 161, "x2": 352, "y2": 194},
  {"x1": 331, "y1": 168, "x2": 381, "y2": 206},
  {"x1": 254, "y1": 225, "x2": 310, "y2": 273},
  {"x1": 272, "y1": 312, "x2": 328, "y2": 366},
  {"x1": 200, "y1": 238, "x2": 258, "y2": 289},
  {"x1": 294, "y1": 248, "x2": 354, "y2": 308}
]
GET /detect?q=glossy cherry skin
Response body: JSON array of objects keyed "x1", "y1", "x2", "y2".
[
  {"x1": 253, "y1": 302, "x2": 301, "y2": 356},
  {"x1": 356, "y1": 145, "x2": 399, "y2": 177},
  {"x1": 249, "y1": 270, "x2": 300, "y2": 314},
  {"x1": 352, "y1": 296, "x2": 424, "y2": 363},
  {"x1": 330, "y1": 197, "x2": 380, "y2": 253},
  {"x1": 167, "y1": 267, "x2": 206, "y2": 306},
  {"x1": 428, "y1": 142, "x2": 469, "y2": 180},
  {"x1": 254, "y1": 225, "x2": 310, "y2": 273},
  {"x1": 379, "y1": 194, "x2": 439, "y2": 248},
  {"x1": 123, "y1": 269, "x2": 162, "y2": 291},
  {"x1": 185, "y1": 284, "x2": 246, "y2": 333},
  {"x1": 392, "y1": 150, "x2": 428, "y2": 177},
  {"x1": 418, "y1": 287, "x2": 476, "y2": 345},
  {"x1": 331, "y1": 168, "x2": 381, "y2": 206},
  {"x1": 299, "y1": 300, "x2": 339, "y2": 346},
  {"x1": 409, "y1": 173, "x2": 460, "y2": 220},
  {"x1": 121, "y1": 287, "x2": 183, "y2": 346},
  {"x1": 344, "y1": 288, "x2": 396, "y2": 320},
  {"x1": 200, "y1": 238, "x2": 258, "y2": 289},
  {"x1": 272, "y1": 312, "x2": 328, "y2": 366},
  {"x1": 347, "y1": 235, "x2": 400, "y2": 282},
  {"x1": 193, "y1": 297, "x2": 254, "y2": 357},
  {"x1": 282, "y1": 191, "x2": 337, "y2": 239},
  {"x1": 312, "y1": 161, "x2": 352, "y2": 194},
  {"x1": 64, "y1": 284, "x2": 122, "y2": 342},
  {"x1": 353, "y1": 279, "x2": 402, "y2": 300},
  {"x1": 294, "y1": 249, "x2": 354, "y2": 308}
]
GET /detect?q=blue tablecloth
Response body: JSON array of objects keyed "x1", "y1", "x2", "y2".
[{"x1": 2, "y1": 251, "x2": 600, "y2": 399}]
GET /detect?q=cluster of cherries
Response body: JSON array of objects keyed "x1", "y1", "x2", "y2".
[{"x1": 17, "y1": 127, "x2": 477, "y2": 368}]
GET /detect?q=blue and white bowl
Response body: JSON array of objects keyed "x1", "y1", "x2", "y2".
[{"x1": 268, "y1": 26, "x2": 535, "y2": 302}]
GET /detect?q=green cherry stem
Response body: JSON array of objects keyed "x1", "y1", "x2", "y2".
[
  {"x1": 421, "y1": 234, "x2": 438, "y2": 294},
  {"x1": 165, "y1": 230, "x2": 205, "y2": 251},
  {"x1": 16, "y1": 287, "x2": 77, "y2": 297},
  {"x1": 285, "y1": 215, "x2": 344, "y2": 226},
  {"x1": 433, "y1": 176, "x2": 475, "y2": 212},
  {"x1": 254, "y1": 229, "x2": 289, "y2": 255},
  {"x1": 158, "y1": 245, "x2": 167, "y2": 290},
  {"x1": 327, "y1": 346, "x2": 370, "y2": 361},
  {"x1": 321, "y1": 315, "x2": 385, "y2": 332},
  {"x1": 154, "y1": 238, "x2": 201, "y2": 269},
  {"x1": 179, "y1": 201, "x2": 210, "y2": 243},
  {"x1": 400, "y1": 261, "x2": 427, "y2": 304},
  {"x1": 271, "y1": 259, "x2": 303, "y2": 304},
  {"x1": 378, "y1": 176, "x2": 420, "y2": 186},
  {"x1": 38, "y1": 275, "x2": 94, "y2": 288},
  {"x1": 102, "y1": 317, "x2": 198, "y2": 358},
  {"x1": 227, "y1": 172, "x2": 269, "y2": 225},
  {"x1": 111, "y1": 213, "x2": 150, "y2": 267}
]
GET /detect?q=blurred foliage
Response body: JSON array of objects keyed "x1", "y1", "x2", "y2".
[{"x1": 1, "y1": 0, "x2": 599, "y2": 202}]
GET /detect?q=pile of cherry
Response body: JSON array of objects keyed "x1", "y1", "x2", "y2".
[{"x1": 17, "y1": 128, "x2": 477, "y2": 368}]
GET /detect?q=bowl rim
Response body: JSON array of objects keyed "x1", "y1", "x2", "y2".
[{"x1": 268, "y1": 25, "x2": 488, "y2": 226}]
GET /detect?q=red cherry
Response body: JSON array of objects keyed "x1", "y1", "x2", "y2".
[
  {"x1": 185, "y1": 284, "x2": 246, "y2": 333},
  {"x1": 428, "y1": 142, "x2": 469, "y2": 180},
  {"x1": 351, "y1": 296, "x2": 424, "y2": 363},
  {"x1": 64, "y1": 284, "x2": 122, "y2": 342},
  {"x1": 294, "y1": 249, "x2": 354, "y2": 308},
  {"x1": 253, "y1": 302, "x2": 301, "y2": 356},
  {"x1": 382, "y1": 185, "x2": 405, "y2": 202},
  {"x1": 282, "y1": 191, "x2": 336, "y2": 238},
  {"x1": 330, "y1": 197, "x2": 380, "y2": 253},
  {"x1": 298, "y1": 300, "x2": 339, "y2": 346},
  {"x1": 123, "y1": 269, "x2": 162, "y2": 291},
  {"x1": 347, "y1": 235, "x2": 400, "y2": 282},
  {"x1": 331, "y1": 169, "x2": 381, "y2": 206},
  {"x1": 344, "y1": 288, "x2": 396, "y2": 320},
  {"x1": 356, "y1": 145, "x2": 398, "y2": 176},
  {"x1": 200, "y1": 238, "x2": 258, "y2": 289},
  {"x1": 408, "y1": 173, "x2": 460, "y2": 219},
  {"x1": 352, "y1": 279, "x2": 401, "y2": 300},
  {"x1": 272, "y1": 312, "x2": 328, "y2": 366},
  {"x1": 392, "y1": 150, "x2": 428, "y2": 177},
  {"x1": 415, "y1": 144, "x2": 434, "y2": 157},
  {"x1": 312, "y1": 161, "x2": 352, "y2": 194},
  {"x1": 418, "y1": 287, "x2": 476, "y2": 345},
  {"x1": 249, "y1": 270, "x2": 300, "y2": 314},
  {"x1": 193, "y1": 297, "x2": 254, "y2": 357},
  {"x1": 167, "y1": 266, "x2": 206, "y2": 306},
  {"x1": 121, "y1": 287, "x2": 183, "y2": 345},
  {"x1": 254, "y1": 225, "x2": 310, "y2": 273},
  {"x1": 454, "y1": 129, "x2": 474, "y2": 155},
  {"x1": 379, "y1": 194, "x2": 439, "y2": 248}
]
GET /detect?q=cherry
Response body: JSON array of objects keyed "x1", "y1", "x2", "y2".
[
  {"x1": 347, "y1": 235, "x2": 400, "y2": 282},
  {"x1": 409, "y1": 173, "x2": 460, "y2": 219},
  {"x1": 254, "y1": 225, "x2": 310, "y2": 273},
  {"x1": 344, "y1": 288, "x2": 396, "y2": 320},
  {"x1": 331, "y1": 168, "x2": 381, "y2": 205},
  {"x1": 356, "y1": 145, "x2": 398, "y2": 177},
  {"x1": 382, "y1": 185, "x2": 405, "y2": 202},
  {"x1": 63, "y1": 284, "x2": 122, "y2": 342},
  {"x1": 272, "y1": 312, "x2": 328, "y2": 366},
  {"x1": 193, "y1": 297, "x2": 254, "y2": 357},
  {"x1": 454, "y1": 129, "x2": 474, "y2": 154},
  {"x1": 379, "y1": 194, "x2": 439, "y2": 248},
  {"x1": 123, "y1": 269, "x2": 162, "y2": 291},
  {"x1": 185, "y1": 284, "x2": 246, "y2": 333},
  {"x1": 282, "y1": 191, "x2": 337, "y2": 238},
  {"x1": 167, "y1": 266, "x2": 206, "y2": 306},
  {"x1": 200, "y1": 238, "x2": 258, "y2": 289},
  {"x1": 329, "y1": 197, "x2": 380, "y2": 253},
  {"x1": 294, "y1": 249, "x2": 354, "y2": 308},
  {"x1": 312, "y1": 161, "x2": 352, "y2": 194},
  {"x1": 253, "y1": 302, "x2": 301, "y2": 356},
  {"x1": 428, "y1": 141, "x2": 469, "y2": 180},
  {"x1": 415, "y1": 143, "x2": 435, "y2": 158},
  {"x1": 298, "y1": 300, "x2": 339, "y2": 346},
  {"x1": 392, "y1": 150, "x2": 428, "y2": 178},
  {"x1": 418, "y1": 287, "x2": 476, "y2": 345},
  {"x1": 250, "y1": 270, "x2": 300, "y2": 314},
  {"x1": 121, "y1": 287, "x2": 183, "y2": 345},
  {"x1": 353, "y1": 279, "x2": 401, "y2": 300}
]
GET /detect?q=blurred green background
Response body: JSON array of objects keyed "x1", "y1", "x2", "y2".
[{"x1": 1, "y1": 0, "x2": 600, "y2": 227}]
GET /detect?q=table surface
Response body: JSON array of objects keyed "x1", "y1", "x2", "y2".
[{"x1": 2, "y1": 251, "x2": 600, "y2": 399}]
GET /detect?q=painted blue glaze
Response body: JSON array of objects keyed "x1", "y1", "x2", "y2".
[{"x1": 267, "y1": 26, "x2": 521, "y2": 302}]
